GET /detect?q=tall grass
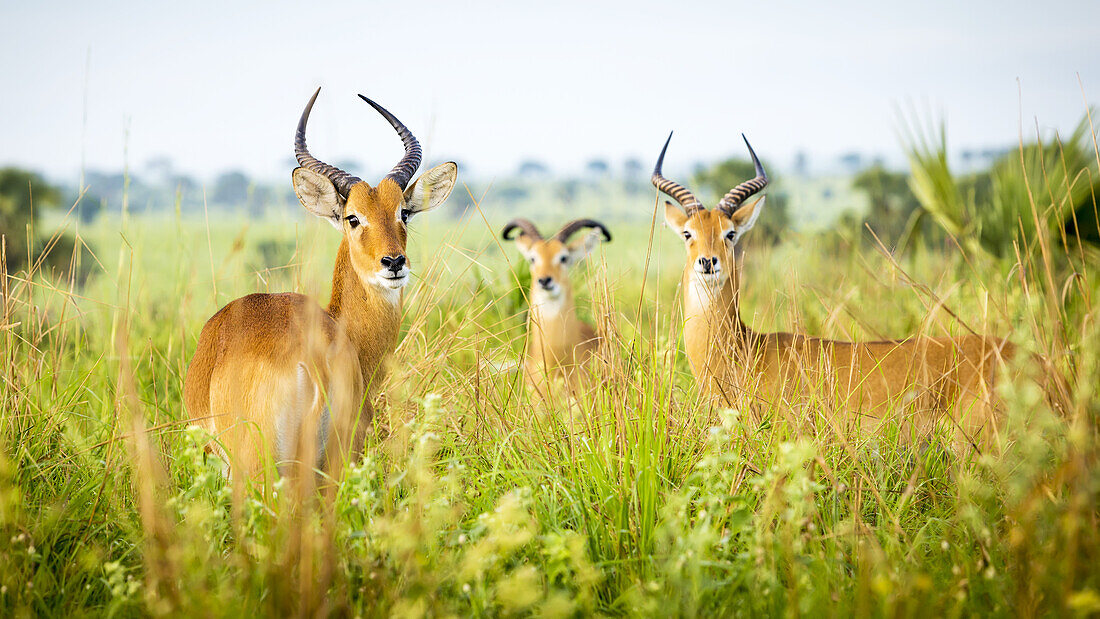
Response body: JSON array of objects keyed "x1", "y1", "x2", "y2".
[{"x1": 1, "y1": 137, "x2": 1098, "y2": 616}]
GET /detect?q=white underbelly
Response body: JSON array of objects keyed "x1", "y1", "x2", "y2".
[{"x1": 272, "y1": 363, "x2": 331, "y2": 470}]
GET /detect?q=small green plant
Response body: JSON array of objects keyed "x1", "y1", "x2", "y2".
[{"x1": 1, "y1": 114, "x2": 1098, "y2": 616}]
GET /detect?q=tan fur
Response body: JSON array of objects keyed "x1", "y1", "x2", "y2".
[
  {"x1": 514, "y1": 235, "x2": 601, "y2": 399},
  {"x1": 184, "y1": 180, "x2": 414, "y2": 481},
  {"x1": 667, "y1": 204, "x2": 1014, "y2": 449}
]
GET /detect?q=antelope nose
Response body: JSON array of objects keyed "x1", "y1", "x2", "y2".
[
  {"x1": 537, "y1": 276, "x2": 553, "y2": 289},
  {"x1": 697, "y1": 256, "x2": 719, "y2": 272},
  {"x1": 380, "y1": 255, "x2": 406, "y2": 272}
]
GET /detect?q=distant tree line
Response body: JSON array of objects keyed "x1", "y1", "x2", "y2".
[
  {"x1": 75, "y1": 169, "x2": 298, "y2": 219},
  {"x1": 7, "y1": 116, "x2": 1095, "y2": 282},
  {"x1": 0, "y1": 168, "x2": 86, "y2": 279}
]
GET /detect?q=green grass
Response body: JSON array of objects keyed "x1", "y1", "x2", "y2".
[{"x1": 1, "y1": 175, "x2": 1098, "y2": 616}]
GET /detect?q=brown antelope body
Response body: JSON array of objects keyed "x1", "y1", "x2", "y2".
[
  {"x1": 502, "y1": 218, "x2": 611, "y2": 398},
  {"x1": 183, "y1": 88, "x2": 457, "y2": 480},
  {"x1": 653, "y1": 133, "x2": 1013, "y2": 448}
]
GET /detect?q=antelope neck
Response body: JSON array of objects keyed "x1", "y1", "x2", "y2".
[
  {"x1": 327, "y1": 239, "x2": 402, "y2": 380},
  {"x1": 683, "y1": 267, "x2": 753, "y2": 344}
]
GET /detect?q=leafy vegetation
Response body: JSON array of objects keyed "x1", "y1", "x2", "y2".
[
  {"x1": 0, "y1": 168, "x2": 82, "y2": 276},
  {"x1": 845, "y1": 164, "x2": 927, "y2": 250},
  {"x1": 1, "y1": 128, "x2": 1098, "y2": 616},
  {"x1": 902, "y1": 112, "x2": 1099, "y2": 259}
]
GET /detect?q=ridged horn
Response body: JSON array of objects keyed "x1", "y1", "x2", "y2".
[
  {"x1": 716, "y1": 134, "x2": 768, "y2": 216},
  {"x1": 295, "y1": 87, "x2": 363, "y2": 197},
  {"x1": 554, "y1": 219, "x2": 612, "y2": 243},
  {"x1": 651, "y1": 131, "x2": 703, "y2": 214},
  {"x1": 358, "y1": 94, "x2": 422, "y2": 190},
  {"x1": 502, "y1": 218, "x2": 544, "y2": 241}
]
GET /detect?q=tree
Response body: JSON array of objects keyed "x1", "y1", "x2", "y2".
[
  {"x1": 622, "y1": 157, "x2": 648, "y2": 194},
  {"x1": 623, "y1": 158, "x2": 643, "y2": 178},
  {"x1": 74, "y1": 192, "x2": 104, "y2": 224},
  {"x1": 496, "y1": 182, "x2": 530, "y2": 206},
  {"x1": 144, "y1": 155, "x2": 175, "y2": 183},
  {"x1": 693, "y1": 158, "x2": 790, "y2": 243},
  {"x1": 517, "y1": 160, "x2": 550, "y2": 177},
  {"x1": 850, "y1": 164, "x2": 922, "y2": 247},
  {"x1": 555, "y1": 179, "x2": 581, "y2": 205},
  {"x1": 0, "y1": 168, "x2": 81, "y2": 275},
  {"x1": 838, "y1": 152, "x2": 863, "y2": 173},
  {"x1": 212, "y1": 171, "x2": 251, "y2": 207},
  {"x1": 585, "y1": 159, "x2": 609, "y2": 177}
]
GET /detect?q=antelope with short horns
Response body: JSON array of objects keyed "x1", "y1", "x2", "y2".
[
  {"x1": 184, "y1": 88, "x2": 457, "y2": 482},
  {"x1": 502, "y1": 218, "x2": 612, "y2": 398},
  {"x1": 653, "y1": 132, "x2": 1013, "y2": 449}
]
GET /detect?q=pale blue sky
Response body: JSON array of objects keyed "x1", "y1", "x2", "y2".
[{"x1": 1, "y1": 0, "x2": 1097, "y2": 182}]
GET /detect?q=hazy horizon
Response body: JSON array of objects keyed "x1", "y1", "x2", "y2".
[{"x1": 2, "y1": 0, "x2": 1098, "y2": 185}]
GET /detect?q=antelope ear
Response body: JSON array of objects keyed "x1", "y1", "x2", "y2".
[
  {"x1": 664, "y1": 200, "x2": 688, "y2": 231},
  {"x1": 292, "y1": 167, "x2": 343, "y2": 229},
  {"x1": 404, "y1": 162, "x2": 458, "y2": 215},
  {"x1": 730, "y1": 196, "x2": 765, "y2": 238},
  {"x1": 513, "y1": 233, "x2": 536, "y2": 257},
  {"x1": 567, "y1": 230, "x2": 604, "y2": 262}
]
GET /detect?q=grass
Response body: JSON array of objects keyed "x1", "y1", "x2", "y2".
[{"x1": 1, "y1": 162, "x2": 1098, "y2": 616}]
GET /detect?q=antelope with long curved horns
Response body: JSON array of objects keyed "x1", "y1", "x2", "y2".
[
  {"x1": 654, "y1": 132, "x2": 1013, "y2": 449},
  {"x1": 502, "y1": 218, "x2": 612, "y2": 398},
  {"x1": 184, "y1": 88, "x2": 457, "y2": 481}
]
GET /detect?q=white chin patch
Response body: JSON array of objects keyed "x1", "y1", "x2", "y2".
[
  {"x1": 693, "y1": 271, "x2": 724, "y2": 287},
  {"x1": 532, "y1": 286, "x2": 565, "y2": 315},
  {"x1": 536, "y1": 284, "x2": 562, "y2": 300},
  {"x1": 375, "y1": 271, "x2": 409, "y2": 290}
]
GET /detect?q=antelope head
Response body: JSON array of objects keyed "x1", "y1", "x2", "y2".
[
  {"x1": 291, "y1": 88, "x2": 457, "y2": 293},
  {"x1": 502, "y1": 218, "x2": 612, "y2": 305},
  {"x1": 653, "y1": 132, "x2": 768, "y2": 290}
]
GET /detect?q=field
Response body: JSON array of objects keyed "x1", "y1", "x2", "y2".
[{"x1": 2, "y1": 186, "x2": 1098, "y2": 616}]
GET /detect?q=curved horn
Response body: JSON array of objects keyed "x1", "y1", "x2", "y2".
[
  {"x1": 651, "y1": 131, "x2": 703, "y2": 214},
  {"x1": 716, "y1": 134, "x2": 769, "y2": 216},
  {"x1": 295, "y1": 87, "x2": 363, "y2": 197},
  {"x1": 555, "y1": 218, "x2": 612, "y2": 243},
  {"x1": 502, "y1": 218, "x2": 544, "y2": 241},
  {"x1": 358, "y1": 94, "x2": 422, "y2": 190}
]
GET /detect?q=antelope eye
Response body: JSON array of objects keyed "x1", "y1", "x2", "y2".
[
  {"x1": 726, "y1": 229, "x2": 736, "y2": 241},
  {"x1": 682, "y1": 230, "x2": 692, "y2": 240},
  {"x1": 559, "y1": 255, "x2": 569, "y2": 265},
  {"x1": 345, "y1": 215, "x2": 360, "y2": 229},
  {"x1": 400, "y1": 209, "x2": 411, "y2": 224},
  {"x1": 528, "y1": 256, "x2": 536, "y2": 264}
]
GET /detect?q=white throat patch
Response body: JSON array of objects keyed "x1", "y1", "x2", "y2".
[
  {"x1": 686, "y1": 273, "x2": 724, "y2": 313},
  {"x1": 531, "y1": 287, "x2": 566, "y2": 317},
  {"x1": 377, "y1": 283, "x2": 402, "y2": 306}
]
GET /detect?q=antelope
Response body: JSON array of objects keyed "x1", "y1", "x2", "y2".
[
  {"x1": 501, "y1": 218, "x2": 612, "y2": 398},
  {"x1": 652, "y1": 132, "x2": 1014, "y2": 449},
  {"x1": 183, "y1": 88, "x2": 457, "y2": 481}
]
